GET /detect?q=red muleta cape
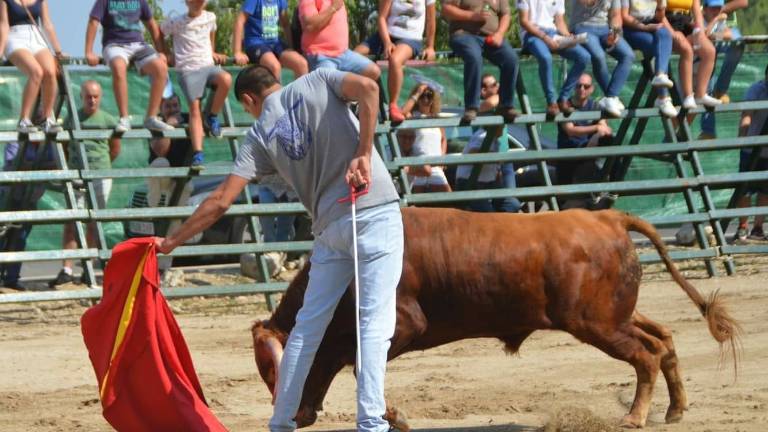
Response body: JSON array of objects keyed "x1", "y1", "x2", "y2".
[{"x1": 81, "y1": 238, "x2": 227, "y2": 431}]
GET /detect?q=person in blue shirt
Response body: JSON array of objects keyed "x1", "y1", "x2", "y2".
[{"x1": 232, "y1": 0, "x2": 308, "y2": 81}]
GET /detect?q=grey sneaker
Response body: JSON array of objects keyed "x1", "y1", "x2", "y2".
[
  {"x1": 115, "y1": 116, "x2": 132, "y2": 133},
  {"x1": 733, "y1": 227, "x2": 748, "y2": 244},
  {"x1": 17, "y1": 118, "x2": 38, "y2": 134},
  {"x1": 41, "y1": 117, "x2": 62, "y2": 134},
  {"x1": 143, "y1": 116, "x2": 174, "y2": 132}
]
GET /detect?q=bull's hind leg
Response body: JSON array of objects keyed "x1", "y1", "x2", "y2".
[{"x1": 633, "y1": 312, "x2": 687, "y2": 423}]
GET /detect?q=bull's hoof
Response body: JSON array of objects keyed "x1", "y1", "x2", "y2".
[
  {"x1": 665, "y1": 407, "x2": 684, "y2": 424},
  {"x1": 384, "y1": 406, "x2": 411, "y2": 432},
  {"x1": 295, "y1": 407, "x2": 318, "y2": 428},
  {"x1": 619, "y1": 413, "x2": 645, "y2": 429}
]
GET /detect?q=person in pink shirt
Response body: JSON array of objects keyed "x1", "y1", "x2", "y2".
[{"x1": 299, "y1": 0, "x2": 380, "y2": 80}]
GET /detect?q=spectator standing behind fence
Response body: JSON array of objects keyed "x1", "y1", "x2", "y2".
[
  {"x1": 159, "y1": 0, "x2": 232, "y2": 170},
  {"x1": 699, "y1": 0, "x2": 747, "y2": 140},
  {"x1": 570, "y1": 0, "x2": 635, "y2": 118},
  {"x1": 0, "y1": 0, "x2": 64, "y2": 134},
  {"x1": 257, "y1": 174, "x2": 298, "y2": 277},
  {"x1": 49, "y1": 81, "x2": 121, "y2": 288},
  {"x1": 442, "y1": 0, "x2": 520, "y2": 124},
  {"x1": 354, "y1": 0, "x2": 437, "y2": 123},
  {"x1": 663, "y1": 0, "x2": 721, "y2": 112},
  {"x1": 299, "y1": 0, "x2": 380, "y2": 80},
  {"x1": 733, "y1": 64, "x2": 768, "y2": 243},
  {"x1": 232, "y1": 0, "x2": 308, "y2": 80},
  {"x1": 85, "y1": 0, "x2": 174, "y2": 133},
  {"x1": 621, "y1": 0, "x2": 678, "y2": 118}
]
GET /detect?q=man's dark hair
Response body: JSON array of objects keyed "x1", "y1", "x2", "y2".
[{"x1": 235, "y1": 65, "x2": 279, "y2": 101}]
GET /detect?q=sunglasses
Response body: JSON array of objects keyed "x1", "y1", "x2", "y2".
[
  {"x1": 482, "y1": 81, "x2": 498, "y2": 88},
  {"x1": 419, "y1": 91, "x2": 434, "y2": 99},
  {"x1": 576, "y1": 83, "x2": 592, "y2": 89}
]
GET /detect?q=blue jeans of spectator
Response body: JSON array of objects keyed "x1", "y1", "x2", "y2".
[
  {"x1": 449, "y1": 33, "x2": 519, "y2": 109},
  {"x1": 701, "y1": 28, "x2": 744, "y2": 136},
  {"x1": 523, "y1": 29, "x2": 590, "y2": 104},
  {"x1": 307, "y1": 49, "x2": 374, "y2": 75},
  {"x1": 574, "y1": 24, "x2": 635, "y2": 98},
  {"x1": 623, "y1": 26, "x2": 673, "y2": 97},
  {"x1": 455, "y1": 175, "x2": 520, "y2": 212},
  {"x1": 258, "y1": 187, "x2": 296, "y2": 243},
  {"x1": 269, "y1": 202, "x2": 403, "y2": 432},
  {"x1": 498, "y1": 163, "x2": 522, "y2": 212},
  {"x1": 0, "y1": 196, "x2": 32, "y2": 285}
]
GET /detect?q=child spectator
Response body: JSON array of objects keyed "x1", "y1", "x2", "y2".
[
  {"x1": 160, "y1": 0, "x2": 232, "y2": 170},
  {"x1": 299, "y1": 0, "x2": 380, "y2": 80},
  {"x1": 85, "y1": 0, "x2": 174, "y2": 132},
  {"x1": 518, "y1": 0, "x2": 591, "y2": 118},
  {"x1": 442, "y1": 0, "x2": 520, "y2": 124},
  {"x1": 621, "y1": 0, "x2": 678, "y2": 118},
  {"x1": 354, "y1": 0, "x2": 437, "y2": 122},
  {"x1": 0, "y1": 0, "x2": 64, "y2": 133},
  {"x1": 570, "y1": 0, "x2": 635, "y2": 118},
  {"x1": 232, "y1": 0, "x2": 308, "y2": 80}
]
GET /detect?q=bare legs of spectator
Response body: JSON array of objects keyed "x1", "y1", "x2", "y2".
[
  {"x1": 188, "y1": 99, "x2": 205, "y2": 155},
  {"x1": 110, "y1": 58, "x2": 131, "y2": 120},
  {"x1": 361, "y1": 62, "x2": 381, "y2": 82},
  {"x1": 139, "y1": 57, "x2": 169, "y2": 121},
  {"x1": 9, "y1": 48, "x2": 58, "y2": 126},
  {"x1": 259, "y1": 50, "x2": 308, "y2": 82},
  {"x1": 670, "y1": 30, "x2": 695, "y2": 105}
]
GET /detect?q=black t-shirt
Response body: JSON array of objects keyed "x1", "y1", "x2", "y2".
[{"x1": 148, "y1": 113, "x2": 192, "y2": 167}]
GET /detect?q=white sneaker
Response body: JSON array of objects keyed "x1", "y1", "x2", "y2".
[
  {"x1": 598, "y1": 97, "x2": 622, "y2": 118},
  {"x1": 682, "y1": 94, "x2": 697, "y2": 110},
  {"x1": 612, "y1": 97, "x2": 626, "y2": 112},
  {"x1": 144, "y1": 116, "x2": 174, "y2": 132},
  {"x1": 41, "y1": 117, "x2": 61, "y2": 134},
  {"x1": 651, "y1": 73, "x2": 674, "y2": 89},
  {"x1": 655, "y1": 97, "x2": 678, "y2": 118},
  {"x1": 115, "y1": 116, "x2": 132, "y2": 133},
  {"x1": 697, "y1": 94, "x2": 723, "y2": 108},
  {"x1": 263, "y1": 251, "x2": 287, "y2": 278},
  {"x1": 17, "y1": 118, "x2": 38, "y2": 134}
]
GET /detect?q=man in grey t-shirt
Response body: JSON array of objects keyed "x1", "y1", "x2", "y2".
[{"x1": 155, "y1": 66, "x2": 404, "y2": 432}]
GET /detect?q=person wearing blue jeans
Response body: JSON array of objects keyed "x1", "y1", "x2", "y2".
[
  {"x1": 257, "y1": 176, "x2": 298, "y2": 277},
  {"x1": 518, "y1": 0, "x2": 590, "y2": 117},
  {"x1": 621, "y1": 0, "x2": 679, "y2": 118},
  {"x1": 156, "y1": 66, "x2": 403, "y2": 432},
  {"x1": 442, "y1": 0, "x2": 519, "y2": 123}
]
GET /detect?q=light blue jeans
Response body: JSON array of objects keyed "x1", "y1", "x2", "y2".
[
  {"x1": 623, "y1": 25, "x2": 673, "y2": 97},
  {"x1": 269, "y1": 201, "x2": 404, "y2": 432},
  {"x1": 701, "y1": 28, "x2": 744, "y2": 136},
  {"x1": 523, "y1": 29, "x2": 590, "y2": 104},
  {"x1": 574, "y1": 24, "x2": 636, "y2": 98},
  {"x1": 307, "y1": 49, "x2": 374, "y2": 75}
]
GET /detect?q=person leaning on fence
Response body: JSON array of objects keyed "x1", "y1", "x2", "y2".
[
  {"x1": 354, "y1": 0, "x2": 437, "y2": 123},
  {"x1": 398, "y1": 83, "x2": 451, "y2": 193},
  {"x1": 232, "y1": 0, "x2": 308, "y2": 80},
  {"x1": 662, "y1": 0, "x2": 721, "y2": 112},
  {"x1": 570, "y1": 0, "x2": 635, "y2": 118},
  {"x1": 518, "y1": 0, "x2": 591, "y2": 118},
  {"x1": 442, "y1": 0, "x2": 520, "y2": 124},
  {"x1": 299, "y1": 0, "x2": 381, "y2": 80},
  {"x1": 150, "y1": 94, "x2": 193, "y2": 168},
  {"x1": 699, "y1": 0, "x2": 747, "y2": 140},
  {"x1": 159, "y1": 0, "x2": 232, "y2": 170},
  {"x1": 49, "y1": 80, "x2": 121, "y2": 289},
  {"x1": 154, "y1": 65, "x2": 403, "y2": 432},
  {"x1": 733, "y1": 64, "x2": 768, "y2": 243},
  {"x1": 85, "y1": 0, "x2": 174, "y2": 133},
  {"x1": 621, "y1": 0, "x2": 678, "y2": 118},
  {"x1": 0, "y1": 0, "x2": 64, "y2": 134}
]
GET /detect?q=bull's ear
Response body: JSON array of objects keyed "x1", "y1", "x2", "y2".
[{"x1": 252, "y1": 321, "x2": 283, "y2": 404}]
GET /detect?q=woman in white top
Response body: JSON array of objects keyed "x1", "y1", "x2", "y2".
[
  {"x1": 0, "y1": 0, "x2": 64, "y2": 134},
  {"x1": 399, "y1": 83, "x2": 450, "y2": 193}
]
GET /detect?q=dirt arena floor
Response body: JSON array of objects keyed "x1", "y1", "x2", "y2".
[{"x1": 1, "y1": 256, "x2": 767, "y2": 432}]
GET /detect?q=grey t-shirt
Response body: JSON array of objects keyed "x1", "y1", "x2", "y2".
[
  {"x1": 570, "y1": 0, "x2": 620, "y2": 28},
  {"x1": 232, "y1": 69, "x2": 399, "y2": 234}
]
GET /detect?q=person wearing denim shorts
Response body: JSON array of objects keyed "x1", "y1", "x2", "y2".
[
  {"x1": 155, "y1": 66, "x2": 403, "y2": 432},
  {"x1": 298, "y1": 0, "x2": 380, "y2": 80}
]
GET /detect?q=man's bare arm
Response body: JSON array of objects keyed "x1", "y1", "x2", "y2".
[{"x1": 339, "y1": 73, "x2": 379, "y2": 187}]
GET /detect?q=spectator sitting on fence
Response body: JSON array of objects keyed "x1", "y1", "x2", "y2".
[
  {"x1": 699, "y1": 0, "x2": 747, "y2": 140},
  {"x1": 621, "y1": 0, "x2": 678, "y2": 118},
  {"x1": 85, "y1": 0, "x2": 174, "y2": 132},
  {"x1": 354, "y1": 0, "x2": 437, "y2": 123},
  {"x1": 455, "y1": 129, "x2": 518, "y2": 212},
  {"x1": 518, "y1": 0, "x2": 592, "y2": 118},
  {"x1": 0, "y1": 0, "x2": 64, "y2": 134},
  {"x1": 159, "y1": 0, "x2": 232, "y2": 170},
  {"x1": 298, "y1": 0, "x2": 380, "y2": 80},
  {"x1": 398, "y1": 82, "x2": 451, "y2": 193},
  {"x1": 150, "y1": 94, "x2": 193, "y2": 168},
  {"x1": 232, "y1": 0, "x2": 308, "y2": 80},
  {"x1": 0, "y1": 131, "x2": 55, "y2": 291},
  {"x1": 442, "y1": 0, "x2": 520, "y2": 124},
  {"x1": 663, "y1": 0, "x2": 721, "y2": 112},
  {"x1": 570, "y1": 0, "x2": 635, "y2": 118},
  {"x1": 733, "y1": 64, "x2": 768, "y2": 243},
  {"x1": 49, "y1": 80, "x2": 121, "y2": 288}
]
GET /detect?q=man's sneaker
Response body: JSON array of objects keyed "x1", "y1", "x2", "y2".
[
  {"x1": 613, "y1": 97, "x2": 626, "y2": 112},
  {"x1": 496, "y1": 105, "x2": 519, "y2": 123},
  {"x1": 558, "y1": 99, "x2": 575, "y2": 116},
  {"x1": 697, "y1": 132, "x2": 716, "y2": 140},
  {"x1": 697, "y1": 94, "x2": 723, "y2": 108},
  {"x1": 546, "y1": 102, "x2": 560, "y2": 118},
  {"x1": 651, "y1": 73, "x2": 674, "y2": 89},
  {"x1": 389, "y1": 104, "x2": 405, "y2": 123},
  {"x1": 17, "y1": 118, "x2": 38, "y2": 134},
  {"x1": 461, "y1": 108, "x2": 477, "y2": 124},
  {"x1": 598, "y1": 97, "x2": 622, "y2": 118},
  {"x1": 49, "y1": 269, "x2": 74, "y2": 288},
  {"x1": 204, "y1": 113, "x2": 223, "y2": 138},
  {"x1": 41, "y1": 117, "x2": 62, "y2": 134},
  {"x1": 190, "y1": 152, "x2": 205, "y2": 171},
  {"x1": 655, "y1": 97, "x2": 678, "y2": 118},
  {"x1": 681, "y1": 94, "x2": 697, "y2": 110},
  {"x1": 144, "y1": 115, "x2": 174, "y2": 132},
  {"x1": 115, "y1": 116, "x2": 132, "y2": 133},
  {"x1": 733, "y1": 227, "x2": 748, "y2": 244},
  {"x1": 748, "y1": 227, "x2": 766, "y2": 240}
]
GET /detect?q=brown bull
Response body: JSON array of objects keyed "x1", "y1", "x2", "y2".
[{"x1": 252, "y1": 207, "x2": 740, "y2": 429}]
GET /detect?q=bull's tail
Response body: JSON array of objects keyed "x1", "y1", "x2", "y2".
[{"x1": 621, "y1": 212, "x2": 742, "y2": 373}]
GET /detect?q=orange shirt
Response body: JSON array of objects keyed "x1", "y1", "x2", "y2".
[{"x1": 299, "y1": 0, "x2": 349, "y2": 57}]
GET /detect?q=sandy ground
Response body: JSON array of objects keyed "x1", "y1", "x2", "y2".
[{"x1": 1, "y1": 256, "x2": 767, "y2": 432}]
